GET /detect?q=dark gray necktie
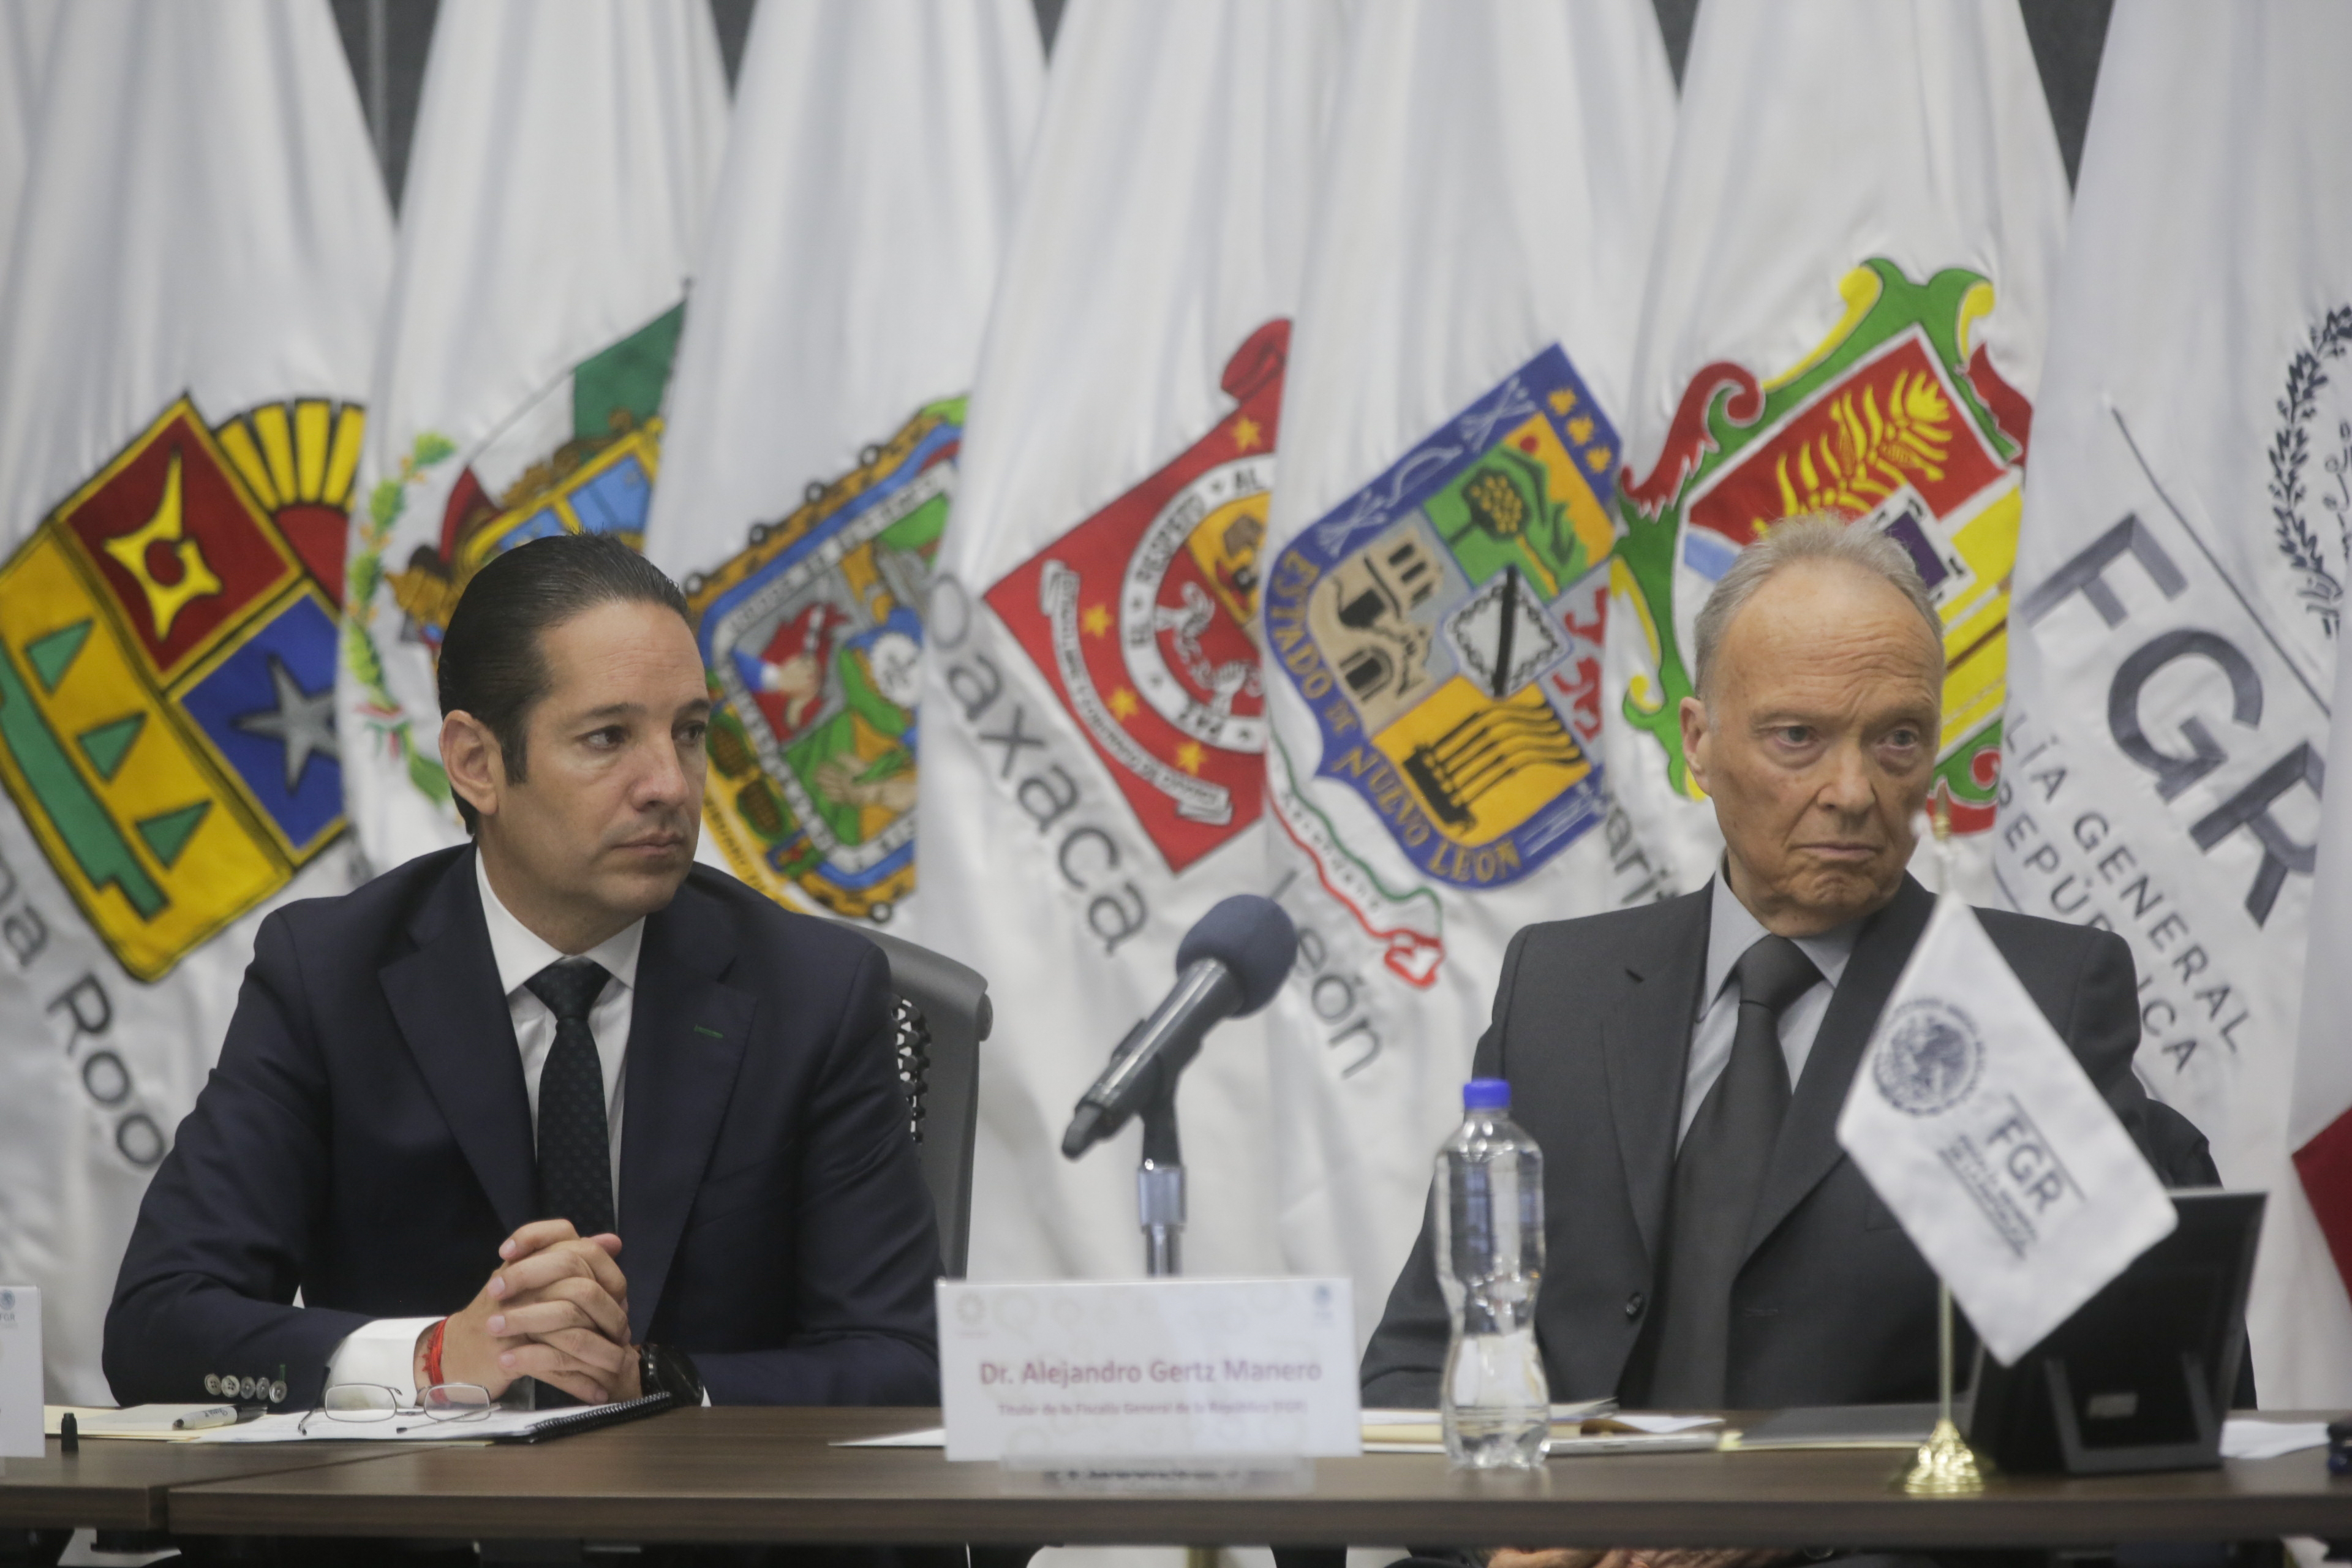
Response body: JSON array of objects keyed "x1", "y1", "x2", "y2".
[
  {"x1": 1644, "y1": 933, "x2": 1821, "y2": 1408},
  {"x1": 526, "y1": 958, "x2": 614, "y2": 1238}
]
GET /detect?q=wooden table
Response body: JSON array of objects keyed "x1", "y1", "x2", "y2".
[
  {"x1": 0, "y1": 1435, "x2": 404, "y2": 1532},
  {"x1": 160, "y1": 1408, "x2": 2352, "y2": 1548}
]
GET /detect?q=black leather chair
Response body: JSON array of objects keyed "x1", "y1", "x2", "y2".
[
  {"x1": 865, "y1": 928, "x2": 992, "y2": 1280},
  {"x1": 867, "y1": 936, "x2": 1030, "y2": 1568}
]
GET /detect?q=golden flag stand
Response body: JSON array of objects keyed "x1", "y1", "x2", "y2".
[{"x1": 1902, "y1": 1281, "x2": 1986, "y2": 1494}]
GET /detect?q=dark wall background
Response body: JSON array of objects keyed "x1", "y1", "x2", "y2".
[{"x1": 328, "y1": 0, "x2": 2110, "y2": 211}]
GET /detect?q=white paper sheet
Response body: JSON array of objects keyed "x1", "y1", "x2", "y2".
[
  {"x1": 836, "y1": 1406, "x2": 1717, "y2": 1458},
  {"x1": 2220, "y1": 1419, "x2": 2331, "y2": 1460}
]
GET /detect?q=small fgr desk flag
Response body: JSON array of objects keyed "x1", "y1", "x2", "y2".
[{"x1": 1836, "y1": 894, "x2": 2175, "y2": 1363}]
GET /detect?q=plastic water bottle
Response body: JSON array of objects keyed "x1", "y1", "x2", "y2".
[{"x1": 1436, "y1": 1077, "x2": 1549, "y2": 1469}]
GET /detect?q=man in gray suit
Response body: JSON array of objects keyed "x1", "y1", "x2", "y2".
[{"x1": 1354, "y1": 517, "x2": 2207, "y2": 1568}]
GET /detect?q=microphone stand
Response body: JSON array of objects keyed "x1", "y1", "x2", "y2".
[
  {"x1": 1137, "y1": 1066, "x2": 1211, "y2": 1568},
  {"x1": 1136, "y1": 1061, "x2": 1184, "y2": 1277}
]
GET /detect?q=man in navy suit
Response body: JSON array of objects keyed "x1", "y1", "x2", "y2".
[{"x1": 106, "y1": 533, "x2": 940, "y2": 1411}]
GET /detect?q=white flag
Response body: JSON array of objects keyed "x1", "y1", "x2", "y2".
[
  {"x1": 919, "y1": 0, "x2": 1344, "y2": 1280},
  {"x1": 0, "y1": 0, "x2": 389, "y2": 1400},
  {"x1": 1838, "y1": 894, "x2": 2175, "y2": 1365},
  {"x1": 1604, "y1": 0, "x2": 2066, "y2": 905},
  {"x1": 1256, "y1": 0, "x2": 1675, "y2": 1333},
  {"x1": 2294, "y1": 608, "x2": 2352, "y2": 1405},
  {"x1": 339, "y1": 0, "x2": 726, "y2": 870},
  {"x1": 641, "y1": 0, "x2": 1042, "y2": 933},
  {"x1": 0, "y1": 0, "x2": 58, "y2": 258},
  {"x1": 1994, "y1": 0, "x2": 2352, "y2": 1406}
]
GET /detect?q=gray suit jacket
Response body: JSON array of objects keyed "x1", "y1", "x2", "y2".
[{"x1": 1360, "y1": 873, "x2": 2215, "y2": 1410}]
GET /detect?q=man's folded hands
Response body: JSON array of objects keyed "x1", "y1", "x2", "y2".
[{"x1": 417, "y1": 1218, "x2": 644, "y2": 1404}]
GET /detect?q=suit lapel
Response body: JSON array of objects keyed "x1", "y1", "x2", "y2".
[
  {"x1": 1600, "y1": 889, "x2": 1711, "y2": 1264},
  {"x1": 1744, "y1": 873, "x2": 1935, "y2": 1257},
  {"x1": 380, "y1": 847, "x2": 538, "y2": 1234},
  {"x1": 617, "y1": 880, "x2": 753, "y2": 1341}
]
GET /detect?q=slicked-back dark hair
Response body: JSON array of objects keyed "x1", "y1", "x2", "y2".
[{"x1": 437, "y1": 533, "x2": 693, "y2": 833}]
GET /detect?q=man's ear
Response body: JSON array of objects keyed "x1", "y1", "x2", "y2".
[
  {"x1": 440, "y1": 712, "x2": 504, "y2": 824},
  {"x1": 1679, "y1": 694, "x2": 1713, "y2": 799}
]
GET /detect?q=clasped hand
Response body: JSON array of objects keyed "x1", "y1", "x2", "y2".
[{"x1": 415, "y1": 1219, "x2": 643, "y2": 1405}]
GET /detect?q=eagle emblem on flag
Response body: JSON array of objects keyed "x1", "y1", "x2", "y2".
[
  {"x1": 1264, "y1": 345, "x2": 1618, "y2": 892},
  {"x1": 377, "y1": 305, "x2": 682, "y2": 649},
  {"x1": 687, "y1": 399, "x2": 960, "y2": 923},
  {"x1": 0, "y1": 396, "x2": 360, "y2": 980},
  {"x1": 987, "y1": 320, "x2": 1287, "y2": 873},
  {"x1": 1614, "y1": 260, "x2": 2035, "y2": 834},
  {"x1": 345, "y1": 304, "x2": 685, "y2": 808}
]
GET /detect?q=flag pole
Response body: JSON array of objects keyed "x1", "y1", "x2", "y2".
[{"x1": 1902, "y1": 801, "x2": 1989, "y2": 1496}]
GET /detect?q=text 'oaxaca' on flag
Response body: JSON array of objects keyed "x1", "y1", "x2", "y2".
[
  {"x1": 1255, "y1": 0, "x2": 1676, "y2": 1336},
  {"x1": 338, "y1": 0, "x2": 726, "y2": 872},
  {"x1": 1994, "y1": 0, "x2": 2352, "y2": 1406},
  {"x1": 1836, "y1": 892, "x2": 2175, "y2": 1366},
  {"x1": 0, "y1": 0, "x2": 390, "y2": 1400},
  {"x1": 1604, "y1": 0, "x2": 2067, "y2": 908},
  {"x1": 641, "y1": 0, "x2": 1042, "y2": 935},
  {"x1": 918, "y1": 0, "x2": 1344, "y2": 1281}
]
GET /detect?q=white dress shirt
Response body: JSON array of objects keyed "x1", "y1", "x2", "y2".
[
  {"x1": 322, "y1": 853, "x2": 647, "y2": 1401},
  {"x1": 473, "y1": 850, "x2": 644, "y2": 1189},
  {"x1": 1678, "y1": 872, "x2": 1861, "y2": 1146}
]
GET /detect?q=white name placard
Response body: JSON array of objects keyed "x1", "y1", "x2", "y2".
[
  {"x1": 0, "y1": 1286, "x2": 39, "y2": 1458},
  {"x1": 938, "y1": 1277, "x2": 1359, "y2": 1461}
]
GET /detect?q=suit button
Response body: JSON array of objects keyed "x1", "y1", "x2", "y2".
[{"x1": 1624, "y1": 1292, "x2": 1646, "y2": 1319}]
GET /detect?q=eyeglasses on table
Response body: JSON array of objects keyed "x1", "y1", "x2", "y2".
[{"x1": 296, "y1": 1381, "x2": 494, "y2": 1435}]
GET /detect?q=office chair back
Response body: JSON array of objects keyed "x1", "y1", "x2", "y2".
[{"x1": 864, "y1": 927, "x2": 992, "y2": 1279}]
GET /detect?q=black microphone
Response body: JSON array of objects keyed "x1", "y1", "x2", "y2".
[{"x1": 1060, "y1": 895, "x2": 1297, "y2": 1159}]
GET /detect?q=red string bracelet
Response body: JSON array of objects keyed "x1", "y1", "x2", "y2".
[{"x1": 422, "y1": 1317, "x2": 448, "y2": 1390}]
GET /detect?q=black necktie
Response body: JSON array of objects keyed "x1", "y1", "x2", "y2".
[
  {"x1": 526, "y1": 959, "x2": 614, "y2": 1238},
  {"x1": 1643, "y1": 933, "x2": 1822, "y2": 1408}
]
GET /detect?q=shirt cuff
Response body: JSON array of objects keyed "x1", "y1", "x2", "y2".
[{"x1": 323, "y1": 1316, "x2": 441, "y2": 1406}]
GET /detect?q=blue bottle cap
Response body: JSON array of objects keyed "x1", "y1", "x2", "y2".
[{"x1": 1463, "y1": 1077, "x2": 1511, "y2": 1111}]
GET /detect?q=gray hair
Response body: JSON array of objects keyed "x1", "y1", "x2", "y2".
[{"x1": 1691, "y1": 513, "x2": 1945, "y2": 698}]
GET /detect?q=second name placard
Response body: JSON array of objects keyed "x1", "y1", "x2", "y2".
[{"x1": 937, "y1": 1276, "x2": 1359, "y2": 1461}]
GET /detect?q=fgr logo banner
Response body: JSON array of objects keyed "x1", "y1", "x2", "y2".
[{"x1": 1838, "y1": 898, "x2": 2174, "y2": 1363}]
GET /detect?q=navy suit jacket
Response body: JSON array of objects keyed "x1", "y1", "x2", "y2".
[{"x1": 105, "y1": 845, "x2": 941, "y2": 1409}]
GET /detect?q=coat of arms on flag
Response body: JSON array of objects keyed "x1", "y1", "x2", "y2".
[
  {"x1": 1264, "y1": 345, "x2": 1617, "y2": 891},
  {"x1": 344, "y1": 305, "x2": 685, "y2": 805},
  {"x1": 0, "y1": 395, "x2": 358, "y2": 980},
  {"x1": 376, "y1": 306, "x2": 683, "y2": 648},
  {"x1": 986, "y1": 320, "x2": 1287, "y2": 873},
  {"x1": 686, "y1": 398, "x2": 960, "y2": 922},
  {"x1": 1615, "y1": 261, "x2": 2033, "y2": 832}
]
